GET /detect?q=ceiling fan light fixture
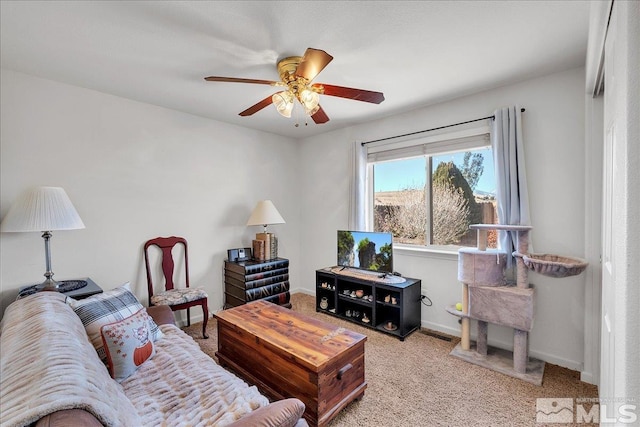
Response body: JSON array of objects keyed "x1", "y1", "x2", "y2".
[
  {"x1": 303, "y1": 103, "x2": 320, "y2": 116},
  {"x1": 205, "y1": 47, "x2": 385, "y2": 124},
  {"x1": 272, "y1": 91, "x2": 294, "y2": 118},
  {"x1": 299, "y1": 88, "x2": 320, "y2": 116}
]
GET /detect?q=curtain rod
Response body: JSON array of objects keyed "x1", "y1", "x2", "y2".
[{"x1": 360, "y1": 108, "x2": 526, "y2": 146}]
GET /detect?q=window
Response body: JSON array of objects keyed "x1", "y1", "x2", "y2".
[{"x1": 367, "y1": 128, "x2": 498, "y2": 250}]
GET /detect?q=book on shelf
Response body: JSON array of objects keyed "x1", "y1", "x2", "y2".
[
  {"x1": 244, "y1": 267, "x2": 288, "y2": 282},
  {"x1": 224, "y1": 258, "x2": 289, "y2": 275},
  {"x1": 225, "y1": 272, "x2": 289, "y2": 290},
  {"x1": 256, "y1": 232, "x2": 271, "y2": 259},
  {"x1": 245, "y1": 281, "x2": 290, "y2": 301},
  {"x1": 252, "y1": 239, "x2": 265, "y2": 261},
  {"x1": 270, "y1": 234, "x2": 278, "y2": 259}
]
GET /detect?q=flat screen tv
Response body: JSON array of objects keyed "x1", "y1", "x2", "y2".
[{"x1": 337, "y1": 230, "x2": 393, "y2": 273}]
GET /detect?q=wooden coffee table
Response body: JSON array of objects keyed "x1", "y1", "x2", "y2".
[{"x1": 215, "y1": 300, "x2": 367, "y2": 427}]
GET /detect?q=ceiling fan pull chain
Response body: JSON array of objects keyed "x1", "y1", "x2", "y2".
[{"x1": 294, "y1": 101, "x2": 301, "y2": 127}]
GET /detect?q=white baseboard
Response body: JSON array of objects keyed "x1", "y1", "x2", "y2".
[
  {"x1": 527, "y1": 348, "x2": 583, "y2": 373},
  {"x1": 420, "y1": 320, "x2": 583, "y2": 372},
  {"x1": 421, "y1": 320, "x2": 461, "y2": 337},
  {"x1": 580, "y1": 371, "x2": 597, "y2": 385}
]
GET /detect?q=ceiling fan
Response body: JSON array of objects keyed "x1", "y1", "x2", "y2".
[{"x1": 204, "y1": 48, "x2": 384, "y2": 124}]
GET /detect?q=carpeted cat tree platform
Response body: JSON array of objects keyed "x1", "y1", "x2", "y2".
[{"x1": 447, "y1": 224, "x2": 588, "y2": 386}]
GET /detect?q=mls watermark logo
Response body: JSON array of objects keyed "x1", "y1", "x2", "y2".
[
  {"x1": 536, "y1": 398, "x2": 574, "y2": 423},
  {"x1": 536, "y1": 398, "x2": 637, "y2": 424}
]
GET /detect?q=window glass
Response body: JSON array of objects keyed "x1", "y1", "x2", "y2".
[{"x1": 372, "y1": 145, "x2": 497, "y2": 249}]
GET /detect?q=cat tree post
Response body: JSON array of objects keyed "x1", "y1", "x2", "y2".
[
  {"x1": 473, "y1": 227, "x2": 490, "y2": 355},
  {"x1": 461, "y1": 283, "x2": 471, "y2": 350},
  {"x1": 476, "y1": 320, "x2": 488, "y2": 356},
  {"x1": 515, "y1": 229, "x2": 530, "y2": 288},
  {"x1": 476, "y1": 228, "x2": 488, "y2": 251},
  {"x1": 513, "y1": 228, "x2": 531, "y2": 374}
]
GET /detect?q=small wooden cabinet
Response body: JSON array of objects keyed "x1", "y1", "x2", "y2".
[
  {"x1": 316, "y1": 268, "x2": 421, "y2": 341},
  {"x1": 224, "y1": 258, "x2": 291, "y2": 308}
]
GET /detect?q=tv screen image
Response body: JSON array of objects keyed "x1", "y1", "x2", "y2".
[{"x1": 337, "y1": 230, "x2": 393, "y2": 273}]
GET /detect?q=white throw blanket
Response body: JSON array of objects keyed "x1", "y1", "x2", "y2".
[
  {"x1": 122, "y1": 323, "x2": 270, "y2": 426},
  {"x1": 0, "y1": 292, "x2": 142, "y2": 427}
]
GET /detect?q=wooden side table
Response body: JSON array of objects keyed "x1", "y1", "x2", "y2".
[{"x1": 17, "y1": 277, "x2": 103, "y2": 300}]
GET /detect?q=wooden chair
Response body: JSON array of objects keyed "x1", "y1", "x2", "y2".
[{"x1": 143, "y1": 236, "x2": 209, "y2": 338}]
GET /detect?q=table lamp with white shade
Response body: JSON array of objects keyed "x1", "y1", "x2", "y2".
[
  {"x1": 246, "y1": 200, "x2": 285, "y2": 234},
  {"x1": 1, "y1": 186, "x2": 85, "y2": 291},
  {"x1": 246, "y1": 200, "x2": 285, "y2": 260}
]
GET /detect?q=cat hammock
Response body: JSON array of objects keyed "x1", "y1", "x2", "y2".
[{"x1": 515, "y1": 252, "x2": 588, "y2": 278}]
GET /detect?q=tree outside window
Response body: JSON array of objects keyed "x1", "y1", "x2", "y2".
[{"x1": 373, "y1": 146, "x2": 497, "y2": 248}]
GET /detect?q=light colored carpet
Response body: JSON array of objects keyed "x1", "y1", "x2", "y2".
[{"x1": 182, "y1": 293, "x2": 598, "y2": 426}]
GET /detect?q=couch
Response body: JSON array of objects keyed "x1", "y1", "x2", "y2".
[{"x1": 0, "y1": 289, "x2": 307, "y2": 427}]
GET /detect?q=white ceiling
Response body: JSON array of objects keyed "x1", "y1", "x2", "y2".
[{"x1": 0, "y1": 1, "x2": 591, "y2": 139}]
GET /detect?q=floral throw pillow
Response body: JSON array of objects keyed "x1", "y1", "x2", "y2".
[
  {"x1": 67, "y1": 282, "x2": 163, "y2": 363},
  {"x1": 101, "y1": 308, "x2": 156, "y2": 382}
]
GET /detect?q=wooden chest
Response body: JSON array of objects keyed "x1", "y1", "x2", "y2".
[{"x1": 215, "y1": 300, "x2": 367, "y2": 427}]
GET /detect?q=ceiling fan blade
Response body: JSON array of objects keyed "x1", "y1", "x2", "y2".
[
  {"x1": 204, "y1": 76, "x2": 280, "y2": 86},
  {"x1": 313, "y1": 83, "x2": 385, "y2": 104},
  {"x1": 311, "y1": 105, "x2": 330, "y2": 124},
  {"x1": 239, "y1": 95, "x2": 274, "y2": 116},
  {"x1": 295, "y1": 48, "x2": 333, "y2": 82}
]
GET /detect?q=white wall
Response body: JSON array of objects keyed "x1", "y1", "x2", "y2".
[
  {"x1": 0, "y1": 69, "x2": 301, "y2": 322},
  {"x1": 299, "y1": 67, "x2": 589, "y2": 371},
  {"x1": 1, "y1": 66, "x2": 595, "y2": 373}
]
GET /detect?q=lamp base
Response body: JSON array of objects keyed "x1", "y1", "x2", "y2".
[{"x1": 41, "y1": 277, "x2": 61, "y2": 291}]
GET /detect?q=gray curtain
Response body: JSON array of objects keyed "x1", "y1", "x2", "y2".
[{"x1": 492, "y1": 106, "x2": 531, "y2": 261}]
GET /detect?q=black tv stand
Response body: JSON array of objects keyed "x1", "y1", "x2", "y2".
[{"x1": 316, "y1": 267, "x2": 421, "y2": 341}]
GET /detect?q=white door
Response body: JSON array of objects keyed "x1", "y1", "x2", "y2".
[
  {"x1": 598, "y1": 0, "x2": 640, "y2": 421},
  {"x1": 600, "y1": 1, "x2": 617, "y2": 408},
  {"x1": 600, "y1": 2, "x2": 628, "y2": 417},
  {"x1": 601, "y1": 112, "x2": 615, "y2": 402}
]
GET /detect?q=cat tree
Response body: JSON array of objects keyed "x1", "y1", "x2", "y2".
[{"x1": 447, "y1": 224, "x2": 588, "y2": 385}]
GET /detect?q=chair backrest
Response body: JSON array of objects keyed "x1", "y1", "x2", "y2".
[{"x1": 143, "y1": 236, "x2": 190, "y2": 305}]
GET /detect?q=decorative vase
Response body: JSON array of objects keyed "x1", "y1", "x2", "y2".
[{"x1": 320, "y1": 297, "x2": 329, "y2": 310}]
